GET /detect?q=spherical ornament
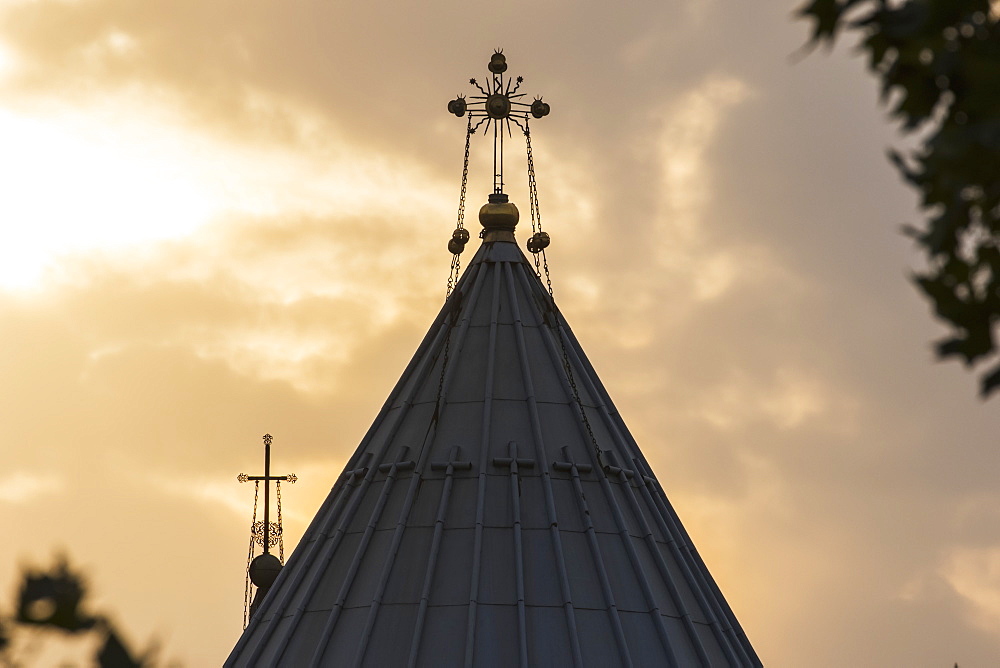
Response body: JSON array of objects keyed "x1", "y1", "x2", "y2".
[
  {"x1": 531, "y1": 99, "x2": 551, "y2": 119},
  {"x1": 448, "y1": 238, "x2": 465, "y2": 254},
  {"x1": 488, "y1": 52, "x2": 508, "y2": 73},
  {"x1": 249, "y1": 553, "x2": 282, "y2": 588},
  {"x1": 447, "y1": 97, "x2": 467, "y2": 117},
  {"x1": 479, "y1": 194, "x2": 519, "y2": 232},
  {"x1": 527, "y1": 231, "x2": 550, "y2": 253},
  {"x1": 452, "y1": 228, "x2": 470, "y2": 243},
  {"x1": 486, "y1": 94, "x2": 511, "y2": 119}
]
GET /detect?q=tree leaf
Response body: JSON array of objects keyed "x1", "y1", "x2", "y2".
[{"x1": 980, "y1": 361, "x2": 1000, "y2": 397}]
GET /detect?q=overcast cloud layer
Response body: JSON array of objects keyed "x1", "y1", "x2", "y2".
[{"x1": 3, "y1": 1, "x2": 1000, "y2": 666}]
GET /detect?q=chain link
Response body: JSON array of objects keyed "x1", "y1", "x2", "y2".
[
  {"x1": 524, "y1": 120, "x2": 553, "y2": 298},
  {"x1": 555, "y1": 321, "x2": 603, "y2": 466},
  {"x1": 434, "y1": 303, "x2": 456, "y2": 422},
  {"x1": 525, "y1": 121, "x2": 541, "y2": 278},
  {"x1": 243, "y1": 481, "x2": 260, "y2": 629},
  {"x1": 276, "y1": 481, "x2": 284, "y2": 564},
  {"x1": 447, "y1": 115, "x2": 474, "y2": 298},
  {"x1": 457, "y1": 114, "x2": 471, "y2": 230},
  {"x1": 541, "y1": 248, "x2": 553, "y2": 297},
  {"x1": 447, "y1": 254, "x2": 461, "y2": 299},
  {"x1": 527, "y1": 118, "x2": 599, "y2": 464}
]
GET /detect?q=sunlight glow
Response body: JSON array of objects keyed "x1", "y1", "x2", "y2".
[
  {"x1": 0, "y1": 40, "x2": 13, "y2": 77},
  {"x1": 0, "y1": 92, "x2": 450, "y2": 292},
  {"x1": 0, "y1": 471, "x2": 63, "y2": 503},
  {"x1": 0, "y1": 109, "x2": 217, "y2": 289}
]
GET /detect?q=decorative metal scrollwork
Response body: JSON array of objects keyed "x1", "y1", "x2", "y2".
[{"x1": 251, "y1": 521, "x2": 282, "y2": 548}]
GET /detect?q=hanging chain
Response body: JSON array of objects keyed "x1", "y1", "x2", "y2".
[
  {"x1": 524, "y1": 120, "x2": 553, "y2": 298},
  {"x1": 447, "y1": 254, "x2": 461, "y2": 299},
  {"x1": 276, "y1": 480, "x2": 284, "y2": 564},
  {"x1": 526, "y1": 120, "x2": 541, "y2": 270},
  {"x1": 243, "y1": 480, "x2": 260, "y2": 629},
  {"x1": 447, "y1": 115, "x2": 474, "y2": 298},
  {"x1": 434, "y1": 303, "x2": 456, "y2": 422},
  {"x1": 458, "y1": 114, "x2": 472, "y2": 229},
  {"x1": 527, "y1": 118, "x2": 599, "y2": 466},
  {"x1": 556, "y1": 322, "x2": 604, "y2": 468},
  {"x1": 438, "y1": 115, "x2": 471, "y2": 423}
]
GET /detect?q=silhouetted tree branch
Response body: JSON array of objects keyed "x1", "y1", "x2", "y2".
[
  {"x1": 1, "y1": 555, "x2": 152, "y2": 667},
  {"x1": 798, "y1": 0, "x2": 1000, "y2": 396}
]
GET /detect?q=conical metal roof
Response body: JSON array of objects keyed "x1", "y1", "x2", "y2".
[{"x1": 226, "y1": 231, "x2": 761, "y2": 667}]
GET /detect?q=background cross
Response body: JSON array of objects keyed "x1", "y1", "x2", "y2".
[{"x1": 237, "y1": 433, "x2": 296, "y2": 555}]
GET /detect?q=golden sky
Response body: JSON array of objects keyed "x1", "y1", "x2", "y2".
[{"x1": 3, "y1": 0, "x2": 1000, "y2": 665}]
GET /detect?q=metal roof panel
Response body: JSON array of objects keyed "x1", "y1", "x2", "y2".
[{"x1": 226, "y1": 239, "x2": 761, "y2": 667}]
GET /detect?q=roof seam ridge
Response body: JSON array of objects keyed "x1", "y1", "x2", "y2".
[
  {"x1": 558, "y1": 337, "x2": 751, "y2": 664},
  {"x1": 520, "y1": 269, "x2": 682, "y2": 666},
  {"x1": 407, "y1": 445, "x2": 466, "y2": 666},
  {"x1": 609, "y1": 462, "x2": 714, "y2": 664},
  {"x1": 307, "y1": 447, "x2": 412, "y2": 666},
  {"x1": 504, "y1": 441, "x2": 529, "y2": 667},
  {"x1": 353, "y1": 253, "x2": 490, "y2": 664},
  {"x1": 464, "y1": 259, "x2": 503, "y2": 666},
  {"x1": 505, "y1": 262, "x2": 584, "y2": 666},
  {"x1": 339, "y1": 259, "x2": 486, "y2": 478},
  {"x1": 258, "y1": 305, "x2": 466, "y2": 663},
  {"x1": 645, "y1": 482, "x2": 760, "y2": 665},
  {"x1": 559, "y1": 444, "x2": 635, "y2": 667},
  {"x1": 224, "y1": 480, "x2": 345, "y2": 665},
  {"x1": 259, "y1": 463, "x2": 371, "y2": 662},
  {"x1": 288, "y1": 267, "x2": 484, "y2": 664}
]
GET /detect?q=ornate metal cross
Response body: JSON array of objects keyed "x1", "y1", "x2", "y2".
[
  {"x1": 237, "y1": 433, "x2": 297, "y2": 555},
  {"x1": 448, "y1": 50, "x2": 551, "y2": 195}
]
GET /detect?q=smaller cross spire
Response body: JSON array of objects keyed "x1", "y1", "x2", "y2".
[
  {"x1": 237, "y1": 434, "x2": 296, "y2": 555},
  {"x1": 238, "y1": 434, "x2": 297, "y2": 625}
]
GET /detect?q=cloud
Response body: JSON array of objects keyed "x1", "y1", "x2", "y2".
[
  {"x1": 2, "y1": 0, "x2": 1000, "y2": 666},
  {"x1": 693, "y1": 366, "x2": 855, "y2": 432},
  {"x1": 943, "y1": 546, "x2": 1000, "y2": 634},
  {"x1": 656, "y1": 76, "x2": 752, "y2": 243}
]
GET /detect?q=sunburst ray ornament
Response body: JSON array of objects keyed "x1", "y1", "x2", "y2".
[{"x1": 448, "y1": 50, "x2": 550, "y2": 195}]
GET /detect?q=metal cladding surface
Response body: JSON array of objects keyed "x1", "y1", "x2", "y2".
[{"x1": 226, "y1": 238, "x2": 762, "y2": 667}]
